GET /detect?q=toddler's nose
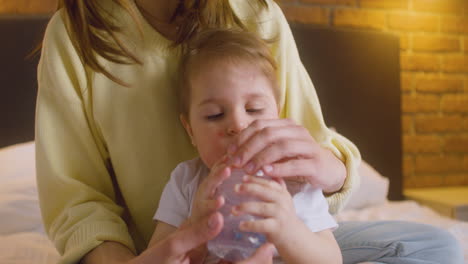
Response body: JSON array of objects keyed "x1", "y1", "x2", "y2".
[{"x1": 227, "y1": 121, "x2": 247, "y2": 136}]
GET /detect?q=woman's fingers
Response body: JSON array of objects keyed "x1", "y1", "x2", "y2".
[
  {"x1": 232, "y1": 119, "x2": 295, "y2": 150},
  {"x1": 269, "y1": 158, "x2": 332, "y2": 189},
  {"x1": 246, "y1": 139, "x2": 318, "y2": 175},
  {"x1": 228, "y1": 119, "x2": 315, "y2": 172},
  {"x1": 228, "y1": 119, "x2": 292, "y2": 165},
  {"x1": 163, "y1": 212, "x2": 223, "y2": 258},
  {"x1": 236, "y1": 243, "x2": 274, "y2": 264}
]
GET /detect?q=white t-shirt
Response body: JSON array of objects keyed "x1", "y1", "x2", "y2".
[{"x1": 154, "y1": 158, "x2": 337, "y2": 263}]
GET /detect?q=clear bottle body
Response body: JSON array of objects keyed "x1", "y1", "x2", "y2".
[{"x1": 207, "y1": 168, "x2": 267, "y2": 262}]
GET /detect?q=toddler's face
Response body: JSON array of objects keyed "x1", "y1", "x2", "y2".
[{"x1": 182, "y1": 61, "x2": 279, "y2": 168}]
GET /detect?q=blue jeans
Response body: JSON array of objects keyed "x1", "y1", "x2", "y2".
[{"x1": 334, "y1": 221, "x2": 464, "y2": 264}]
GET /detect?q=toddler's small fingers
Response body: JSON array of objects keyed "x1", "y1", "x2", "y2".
[
  {"x1": 239, "y1": 218, "x2": 277, "y2": 235},
  {"x1": 233, "y1": 201, "x2": 275, "y2": 218}
]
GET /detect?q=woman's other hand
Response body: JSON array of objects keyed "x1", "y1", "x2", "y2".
[
  {"x1": 82, "y1": 213, "x2": 223, "y2": 264},
  {"x1": 227, "y1": 119, "x2": 346, "y2": 193},
  {"x1": 134, "y1": 213, "x2": 223, "y2": 264}
]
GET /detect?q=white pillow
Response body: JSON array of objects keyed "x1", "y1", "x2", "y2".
[
  {"x1": 344, "y1": 159, "x2": 389, "y2": 210},
  {"x1": 0, "y1": 141, "x2": 44, "y2": 235}
]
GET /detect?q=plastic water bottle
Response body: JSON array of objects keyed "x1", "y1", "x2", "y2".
[{"x1": 207, "y1": 168, "x2": 268, "y2": 262}]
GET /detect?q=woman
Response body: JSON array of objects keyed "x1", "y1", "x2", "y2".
[{"x1": 35, "y1": 0, "x2": 463, "y2": 263}]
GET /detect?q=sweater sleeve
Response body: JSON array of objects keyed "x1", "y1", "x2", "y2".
[
  {"x1": 35, "y1": 11, "x2": 135, "y2": 263},
  {"x1": 262, "y1": 1, "x2": 361, "y2": 214}
]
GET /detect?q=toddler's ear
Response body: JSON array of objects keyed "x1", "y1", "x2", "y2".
[{"x1": 180, "y1": 114, "x2": 196, "y2": 146}]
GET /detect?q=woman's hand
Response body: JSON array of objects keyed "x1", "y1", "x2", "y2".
[
  {"x1": 82, "y1": 213, "x2": 223, "y2": 264},
  {"x1": 232, "y1": 175, "x2": 301, "y2": 246},
  {"x1": 84, "y1": 212, "x2": 273, "y2": 264},
  {"x1": 227, "y1": 119, "x2": 346, "y2": 193},
  {"x1": 136, "y1": 213, "x2": 223, "y2": 264}
]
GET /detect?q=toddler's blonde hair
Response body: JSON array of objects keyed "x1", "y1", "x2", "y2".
[{"x1": 179, "y1": 28, "x2": 278, "y2": 118}]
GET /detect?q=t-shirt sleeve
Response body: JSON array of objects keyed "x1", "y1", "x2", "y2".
[
  {"x1": 293, "y1": 185, "x2": 338, "y2": 232},
  {"x1": 153, "y1": 162, "x2": 194, "y2": 228}
]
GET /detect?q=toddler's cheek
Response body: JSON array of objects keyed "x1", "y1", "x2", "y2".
[{"x1": 216, "y1": 130, "x2": 226, "y2": 138}]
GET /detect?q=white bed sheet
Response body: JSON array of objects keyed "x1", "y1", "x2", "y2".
[{"x1": 1, "y1": 142, "x2": 467, "y2": 263}]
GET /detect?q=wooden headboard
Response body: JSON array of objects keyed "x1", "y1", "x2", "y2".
[
  {"x1": 0, "y1": 16, "x2": 402, "y2": 200},
  {"x1": 0, "y1": 15, "x2": 48, "y2": 148},
  {"x1": 290, "y1": 23, "x2": 402, "y2": 200}
]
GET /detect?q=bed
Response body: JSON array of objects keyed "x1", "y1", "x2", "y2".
[{"x1": 1, "y1": 15, "x2": 467, "y2": 263}]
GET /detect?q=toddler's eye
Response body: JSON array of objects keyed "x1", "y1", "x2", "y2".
[
  {"x1": 206, "y1": 113, "x2": 223, "y2": 120},
  {"x1": 246, "y1": 108, "x2": 263, "y2": 113}
]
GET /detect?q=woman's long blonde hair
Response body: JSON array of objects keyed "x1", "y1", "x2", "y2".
[{"x1": 55, "y1": 0, "x2": 268, "y2": 85}]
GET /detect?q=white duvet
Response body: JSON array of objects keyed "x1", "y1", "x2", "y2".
[{"x1": 1, "y1": 142, "x2": 467, "y2": 263}]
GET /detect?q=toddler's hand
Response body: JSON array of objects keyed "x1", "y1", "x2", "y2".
[
  {"x1": 232, "y1": 175, "x2": 301, "y2": 246},
  {"x1": 190, "y1": 156, "x2": 230, "y2": 223}
]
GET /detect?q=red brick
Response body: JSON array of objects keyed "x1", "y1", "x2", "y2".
[
  {"x1": 388, "y1": 13, "x2": 439, "y2": 32},
  {"x1": 401, "y1": 54, "x2": 440, "y2": 72},
  {"x1": 441, "y1": 55, "x2": 468, "y2": 73},
  {"x1": 414, "y1": 115, "x2": 464, "y2": 133},
  {"x1": 444, "y1": 135, "x2": 468, "y2": 153},
  {"x1": 415, "y1": 155, "x2": 464, "y2": 173},
  {"x1": 400, "y1": 34, "x2": 409, "y2": 51},
  {"x1": 404, "y1": 175, "x2": 447, "y2": 188},
  {"x1": 282, "y1": 6, "x2": 330, "y2": 25},
  {"x1": 0, "y1": 0, "x2": 57, "y2": 14},
  {"x1": 402, "y1": 94, "x2": 440, "y2": 113},
  {"x1": 333, "y1": 9, "x2": 386, "y2": 30},
  {"x1": 412, "y1": 35, "x2": 460, "y2": 52},
  {"x1": 415, "y1": 76, "x2": 464, "y2": 93},
  {"x1": 360, "y1": 0, "x2": 408, "y2": 9},
  {"x1": 299, "y1": 0, "x2": 356, "y2": 5},
  {"x1": 441, "y1": 95, "x2": 468, "y2": 113},
  {"x1": 412, "y1": 0, "x2": 466, "y2": 15},
  {"x1": 0, "y1": 0, "x2": 16, "y2": 13},
  {"x1": 403, "y1": 135, "x2": 442, "y2": 153},
  {"x1": 443, "y1": 174, "x2": 468, "y2": 185},
  {"x1": 409, "y1": 175, "x2": 444, "y2": 188},
  {"x1": 441, "y1": 16, "x2": 468, "y2": 34},
  {"x1": 465, "y1": 37, "x2": 468, "y2": 53},
  {"x1": 401, "y1": 72, "x2": 414, "y2": 92},
  {"x1": 402, "y1": 115, "x2": 413, "y2": 133}
]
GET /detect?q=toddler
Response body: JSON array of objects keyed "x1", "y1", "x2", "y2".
[{"x1": 149, "y1": 28, "x2": 341, "y2": 264}]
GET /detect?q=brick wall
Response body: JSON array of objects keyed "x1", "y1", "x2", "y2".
[
  {"x1": 280, "y1": 0, "x2": 468, "y2": 188},
  {"x1": 2, "y1": 0, "x2": 467, "y2": 188},
  {"x1": 0, "y1": 0, "x2": 56, "y2": 14}
]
